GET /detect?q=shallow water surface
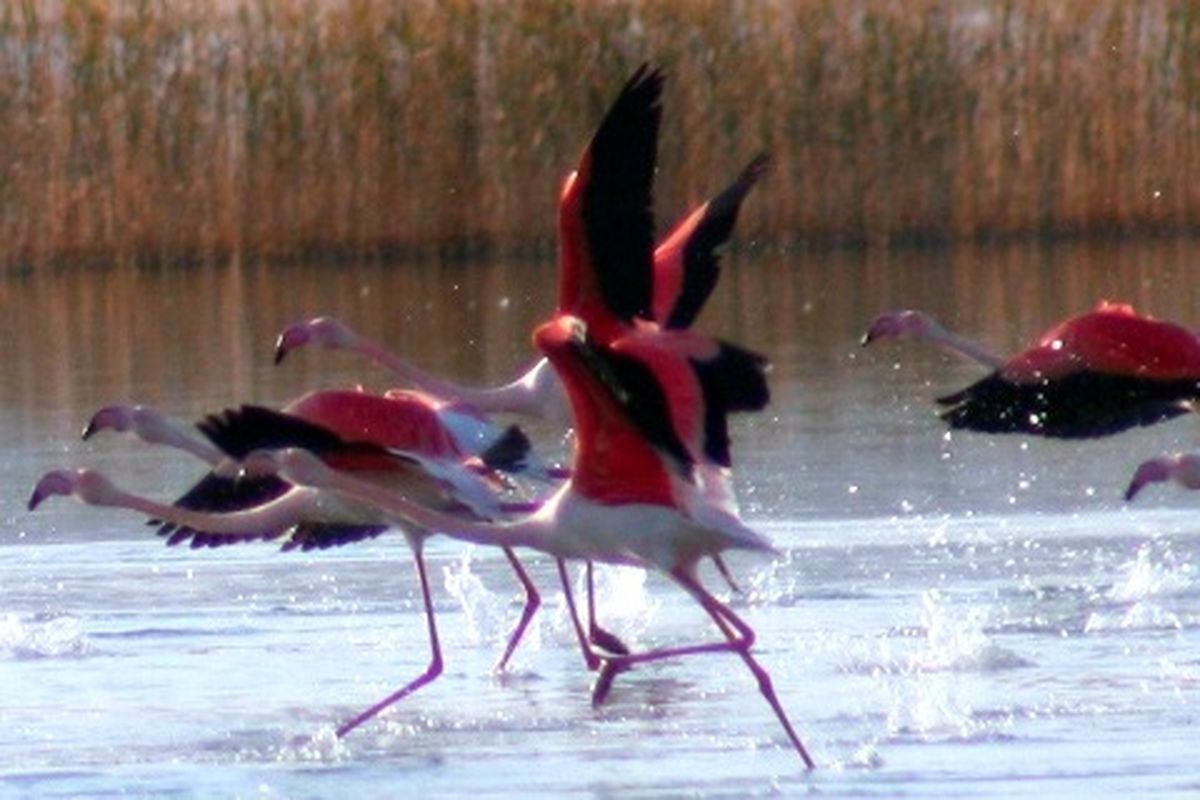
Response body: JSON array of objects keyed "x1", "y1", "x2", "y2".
[{"x1": 3, "y1": 242, "x2": 1200, "y2": 796}]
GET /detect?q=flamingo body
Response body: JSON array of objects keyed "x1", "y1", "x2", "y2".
[
  {"x1": 1000, "y1": 303, "x2": 1200, "y2": 382},
  {"x1": 284, "y1": 389, "x2": 467, "y2": 460}
]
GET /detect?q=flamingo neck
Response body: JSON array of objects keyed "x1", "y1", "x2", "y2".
[
  {"x1": 350, "y1": 337, "x2": 472, "y2": 402},
  {"x1": 922, "y1": 322, "x2": 1005, "y2": 370},
  {"x1": 154, "y1": 422, "x2": 226, "y2": 466},
  {"x1": 107, "y1": 487, "x2": 281, "y2": 535},
  {"x1": 354, "y1": 337, "x2": 559, "y2": 420},
  {"x1": 320, "y1": 468, "x2": 556, "y2": 553}
]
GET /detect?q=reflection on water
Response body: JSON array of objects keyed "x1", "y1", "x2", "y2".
[{"x1": 9, "y1": 237, "x2": 1200, "y2": 542}]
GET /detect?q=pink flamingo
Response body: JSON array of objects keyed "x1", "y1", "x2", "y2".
[
  {"x1": 274, "y1": 69, "x2": 768, "y2": 668},
  {"x1": 863, "y1": 302, "x2": 1200, "y2": 438},
  {"x1": 54, "y1": 390, "x2": 543, "y2": 736},
  {"x1": 243, "y1": 310, "x2": 813, "y2": 767},
  {"x1": 546, "y1": 62, "x2": 771, "y2": 648}
]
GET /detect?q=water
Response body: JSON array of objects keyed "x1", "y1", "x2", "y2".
[{"x1": 3, "y1": 241, "x2": 1200, "y2": 796}]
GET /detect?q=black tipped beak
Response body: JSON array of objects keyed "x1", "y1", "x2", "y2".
[
  {"x1": 273, "y1": 339, "x2": 287, "y2": 366},
  {"x1": 1123, "y1": 482, "x2": 1141, "y2": 503},
  {"x1": 80, "y1": 421, "x2": 97, "y2": 441},
  {"x1": 27, "y1": 489, "x2": 46, "y2": 511},
  {"x1": 860, "y1": 332, "x2": 875, "y2": 347}
]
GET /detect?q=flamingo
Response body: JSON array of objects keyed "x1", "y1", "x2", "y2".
[
  {"x1": 273, "y1": 68, "x2": 769, "y2": 668},
  {"x1": 1124, "y1": 450, "x2": 1200, "y2": 500},
  {"x1": 862, "y1": 302, "x2": 1200, "y2": 438},
  {"x1": 60, "y1": 390, "x2": 546, "y2": 737},
  {"x1": 238, "y1": 310, "x2": 813, "y2": 767}
]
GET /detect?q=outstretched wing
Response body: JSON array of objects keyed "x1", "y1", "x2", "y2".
[
  {"x1": 655, "y1": 153, "x2": 771, "y2": 329},
  {"x1": 559, "y1": 64, "x2": 662, "y2": 326},
  {"x1": 936, "y1": 371, "x2": 1197, "y2": 438}
]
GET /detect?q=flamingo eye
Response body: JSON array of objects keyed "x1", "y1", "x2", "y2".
[{"x1": 1050, "y1": 339, "x2": 1064, "y2": 351}]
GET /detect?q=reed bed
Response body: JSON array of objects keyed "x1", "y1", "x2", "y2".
[{"x1": 3, "y1": 0, "x2": 1200, "y2": 269}]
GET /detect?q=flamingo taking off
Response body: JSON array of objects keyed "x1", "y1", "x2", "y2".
[
  {"x1": 53, "y1": 390, "x2": 545, "y2": 737},
  {"x1": 863, "y1": 302, "x2": 1200, "y2": 438},
  {"x1": 247, "y1": 309, "x2": 813, "y2": 767},
  {"x1": 273, "y1": 66, "x2": 769, "y2": 669}
]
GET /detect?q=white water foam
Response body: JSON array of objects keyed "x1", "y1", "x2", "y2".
[{"x1": 0, "y1": 612, "x2": 94, "y2": 660}]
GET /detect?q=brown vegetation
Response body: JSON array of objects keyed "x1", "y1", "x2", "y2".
[{"x1": 2, "y1": 0, "x2": 1200, "y2": 269}]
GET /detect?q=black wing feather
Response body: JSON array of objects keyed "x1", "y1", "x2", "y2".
[
  {"x1": 569, "y1": 335, "x2": 694, "y2": 478},
  {"x1": 937, "y1": 371, "x2": 1199, "y2": 438},
  {"x1": 582, "y1": 63, "x2": 663, "y2": 322},
  {"x1": 666, "y1": 153, "x2": 771, "y2": 329},
  {"x1": 691, "y1": 341, "x2": 771, "y2": 466},
  {"x1": 477, "y1": 424, "x2": 533, "y2": 473}
]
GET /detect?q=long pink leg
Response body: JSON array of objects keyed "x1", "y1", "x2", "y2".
[
  {"x1": 671, "y1": 567, "x2": 815, "y2": 769},
  {"x1": 558, "y1": 560, "x2": 631, "y2": 671},
  {"x1": 590, "y1": 617, "x2": 748, "y2": 707},
  {"x1": 588, "y1": 568, "x2": 814, "y2": 768},
  {"x1": 586, "y1": 562, "x2": 630, "y2": 656},
  {"x1": 558, "y1": 559, "x2": 602, "y2": 670},
  {"x1": 493, "y1": 546, "x2": 541, "y2": 672},
  {"x1": 336, "y1": 546, "x2": 443, "y2": 738}
]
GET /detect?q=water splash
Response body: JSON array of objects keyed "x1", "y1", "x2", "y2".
[
  {"x1": 849, "y1": 591, "x2": 1033, "y2": 676},
  {"x1": 745, "y1": 550, "x2": 799, "y2": 606},
  {"x1": 843, "y1": 591, "x2": 1030, "y2": 743},
  {"x1": 909, "y1": 590, "x2": 1033, "y2": 673},
  {"x1": 284, "y1": 726, "x2": 350, "y2": 762},
  {"x1": 442, "y1": 548, "x2": 539, "y2": 656},
  {"x1": 1083, "y1": 544, "x2": 1195, "y2": 633},
  {"x1": 0, "y1": 612, "x2": 94, "y2": 660},
  {"x1": 549, "y1": 563, "x2": 659, "y2": 648},
  {"x1": 1106, "y1": 544, "x2": 1194, "y2": 603}
]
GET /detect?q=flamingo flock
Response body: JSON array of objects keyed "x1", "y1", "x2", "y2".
[{"x1": 28, "y1": 64, "x2": 1200, "y2": 772}]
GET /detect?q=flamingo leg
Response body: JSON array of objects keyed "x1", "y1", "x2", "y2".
[
  {"x1": 590, "y1": 619, "x2": 748, "y2": 707},
  {"x1": 493, "y1": 546, "x2": 541, "y2": 673},
  {"x1": 558, "y1": 558, "x2": 602, "y2": 671},
  {"x1": 336, "y1": 545, "x2": 443, "y2": 738},
  {"x1": 589, "y1": 568, "x2": 743, "y2": 706},
  {"x1": 585, "y1": 561, "x2": 630, "y2": 656},
  {"x1": 711, "y1": 554, "x2": 742, "y2": 595},
  {"x1": 670, "y1": 567, "x2": 815, "y2": 770}
]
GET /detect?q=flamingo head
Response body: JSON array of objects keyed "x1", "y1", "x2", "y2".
[
  {"x1": 862, "y1": 309, "x2": 941, "y2": 347},
  {"x1": 533, "y1": 314, "x2": 588, "y2": 355},
  {"x1": 1125, "y1": 456, "x2": 1176, "y2": 501},
  {"x1": 81, "y1": 405, "x2": 136, "y2": 439},
  {"x1": 28, "y1": 469, "x2": 121, "y2": 511},
  {"x1": 81, "y1": 404, "x2": 174, "y2": 444},
  {"x1": 1124, "y1": 452, "x2": 1200, "y2": 501},
  {"x1": 274, "y1": 316, "x2": 359, "y2": 365}
]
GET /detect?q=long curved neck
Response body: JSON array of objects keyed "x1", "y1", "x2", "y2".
[
  {"x1": 922, "y1": 322, "x2": 1005, "y2": 370},
  {"x1": 352, "y1": 338, "x2": 552, "y2": 418},
  {"x1": 105, "y1": 485, "x2": 308, "y2": 536},
  {"x1": 139, "y1": 415, "x2": 226, "y2": 466},
  {"x1": 317, "y1": 467, "x2": 556, "y2": 553}
]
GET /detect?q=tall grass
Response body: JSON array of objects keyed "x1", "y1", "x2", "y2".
[{"x1": 3, "y1": 0, "x2": 1200, "y2": 269}]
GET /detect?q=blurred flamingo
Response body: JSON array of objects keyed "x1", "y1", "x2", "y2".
[{"x1": 863, "y1": 302, "x2": 1200, "y2": 437}]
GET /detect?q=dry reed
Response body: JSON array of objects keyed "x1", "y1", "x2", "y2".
[{"x1": 3, "y1": 0, "x2": 1200, "y2": 269}]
